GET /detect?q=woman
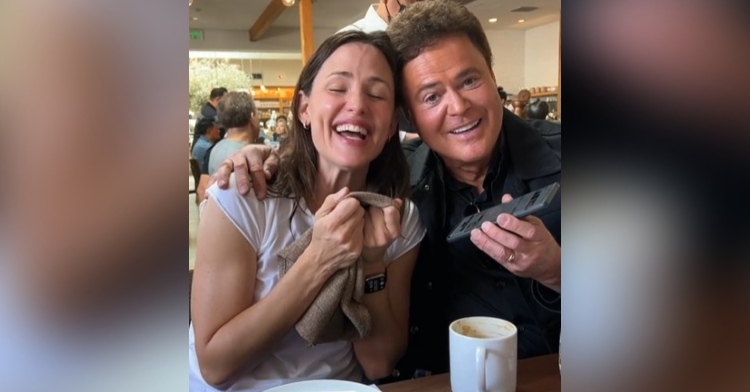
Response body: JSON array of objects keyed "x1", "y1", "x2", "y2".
[
  {"x1": 189, "y1": 30, "x2": 424, "y2": 392},
  {"x1": 272, "y1": 115, "x2": 289, "y2": 142}
]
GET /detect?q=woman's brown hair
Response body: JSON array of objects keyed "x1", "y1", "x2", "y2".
[{"x1": 270, "y1": 30, "x2": 411, "y2": 206}]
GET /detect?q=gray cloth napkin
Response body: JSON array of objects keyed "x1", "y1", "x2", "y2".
[{"x1": 277, "y1": 192, "x2": 395, "y2": 346}]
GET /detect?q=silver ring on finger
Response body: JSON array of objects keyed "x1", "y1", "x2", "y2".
[{"x1": 506, "y1": 250, "x2": 516, "y2": 263}]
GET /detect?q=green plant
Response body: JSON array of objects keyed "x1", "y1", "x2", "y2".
[{"x1": 189, "y1": 59, "x2": 252, "y2": 113}]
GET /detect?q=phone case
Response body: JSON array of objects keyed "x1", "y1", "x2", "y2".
[{"x1": 446, "y1": 182, "x2": 560, "y2": 243}]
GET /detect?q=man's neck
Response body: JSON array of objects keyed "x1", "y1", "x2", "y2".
[
  {"x1": 443, "y1": 156, "x2": 492, "y2": 194},
  {"x1": 223, "y1": 127, "x2": 254, "y2": 143}
]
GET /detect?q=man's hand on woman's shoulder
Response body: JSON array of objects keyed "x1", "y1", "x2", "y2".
[{"x1": 209, "y1": 144, "x2": 280, "y2": 199}]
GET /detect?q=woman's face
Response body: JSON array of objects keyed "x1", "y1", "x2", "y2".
[
  {"x1": 275, "y1": 122, "x2": 287, "y2": 135},
  {"x1": 298, "y1": 42, "x2": 397, "y2": 173}
]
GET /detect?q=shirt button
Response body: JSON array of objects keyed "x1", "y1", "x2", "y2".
[
  {"x1": 518, "y1": 325, "x2": 526, "y2": 333},
  {"x1": 410, "y1": 325, "x2": 419, "y2": 334},
  {"x1": 426, "y1": 281, "x2": 433, "y2": 290},
  {"x1": 424, "y1": 184, "x2": 430, "y2": 191},
  {"x1": 392, "y1": 369, "x2": 401, "y2": 378},
  {"x1": 494, "y1": 280, "x2": 506, "y2": 289}
]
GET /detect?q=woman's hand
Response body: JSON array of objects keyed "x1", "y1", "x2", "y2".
[
  {"x1": 306, "y1": 188, "x2": 366, "y2": 273},
  {"x1": 362, "y1": 199, "x2": 403, "y2": 265}
]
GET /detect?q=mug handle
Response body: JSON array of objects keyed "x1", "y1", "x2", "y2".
[{"x1": 476, "y1": 347, "x2": 486, "y2": 392}]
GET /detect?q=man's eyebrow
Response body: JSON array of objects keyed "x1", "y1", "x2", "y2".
[
  {"x1": 413, "y1": 81, "x2": 440, "y2": 100},
  {"x1": 454, "y1": 67, "x2": 482, "y2": 81},
  {"x1": 412, "y1": 68, "x2": 483, "y2": 100}
]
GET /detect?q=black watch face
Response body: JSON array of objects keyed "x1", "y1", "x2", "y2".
[{"x1": 365, "y1": 274, "x2": 386, "y2": 293}]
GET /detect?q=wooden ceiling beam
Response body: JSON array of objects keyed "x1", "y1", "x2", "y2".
[{"x1": 249, "y1": 0, "x2": 287, "y2": 42}]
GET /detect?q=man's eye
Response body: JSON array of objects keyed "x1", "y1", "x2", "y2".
[
  {"x1": 425, "y1": 94, "x2": 438, "y2": 103},
  {"x1": 463, "y1": 78, "x2": 477, "y2": 87}
]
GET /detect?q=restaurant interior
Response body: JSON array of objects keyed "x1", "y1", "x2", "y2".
[{"x1": 189, "y1": 0, "x2": 561, "y2": 390}]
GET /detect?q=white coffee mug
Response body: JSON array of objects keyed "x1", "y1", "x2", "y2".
[{"x1": 449, "y1": 317, "x2": 517, "y2": 392}]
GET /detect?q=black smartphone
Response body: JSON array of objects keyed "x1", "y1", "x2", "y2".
[{"x1": 446, "y1": 182, "x2": 560, "y2": 243}]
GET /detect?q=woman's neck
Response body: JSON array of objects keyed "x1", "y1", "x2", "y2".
[
  {"x1": 223, "y1": 127, "x2": 254, "y2": 143},
  {"x1": 307, "y1": 162, "x2": 368, "y2": 213}
]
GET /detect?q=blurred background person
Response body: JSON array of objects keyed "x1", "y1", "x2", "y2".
[
  {"x1": 497, "y1": 86, "x2": 508, "y2": 107},
  {"x1": 527, "y1": 99, "x2": 550, "y2": 120},
  {"x1": 197, "y1": 92, "x2": 260, "y2": 202},
  {"x1": 191, "y1": 117, "x2": 221, "y2": 175},
  {"x1": 512, "y1": 88, "x2": 531, "y2": 118},
  {"x1": 192, "y1": 87, "x2": 227, "y2": 150},
  {"x1": 271, "y1": 115, "x2": 289, "y2": 142}
]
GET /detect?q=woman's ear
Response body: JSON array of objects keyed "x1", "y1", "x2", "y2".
[{"x1": 297, "y1": 92, "x2": 310, "y2": 127}]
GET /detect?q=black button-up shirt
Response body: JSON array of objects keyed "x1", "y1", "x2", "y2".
[
  {"x1": 391, "y1": 110, "x2": 562, "y2": 383},
  {"x1": 435, "y1": 131, "x2": 558, "y2": 360}
]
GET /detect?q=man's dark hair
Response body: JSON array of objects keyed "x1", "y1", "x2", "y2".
[
  {"x1": 388, "y1": 0, "x2": 493, "y2": 78},
  {"x1": 194, "y1": 117, "x2": 217, "y2": 136},
  {"x1": 527, "y1": 100, "x2": 550, "y2": 120},
  {"x1": 497, "y1": 87, "x2": 507, "y2": 101},
  {"x1": 209, "y1": 87, "x2": 228, "y2": 100}
]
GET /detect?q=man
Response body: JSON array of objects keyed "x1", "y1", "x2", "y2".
[
  {"x1": 527, "y1": 99, "x2": 551, "y2": 120},
  {"x1": 196, "y1": 92, "x2": 260, "y2": 202},
  {"x1": 339, "y1": 0, "x2": 421, "y2": 142},
  {"x1": 213, "y1": 0, "x2": 561, "y2": 382},
  {"x1": 192, "y1": 87, "x2": 227, "y2": 150},
  {"x1": 191, "y1": 117, "x2": 220, "y2": 176}
]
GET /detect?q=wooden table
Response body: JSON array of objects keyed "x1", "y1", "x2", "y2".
[{"x1": 379, "y1": 354, "x2": 560, "y2": 392}]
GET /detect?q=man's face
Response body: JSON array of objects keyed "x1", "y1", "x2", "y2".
[
  {"x1": 206, "y1": 124, "x2": 220, "y2": 141},
  {"x1": 211, "y1": 94, "x2": 225, "y2": 106},
  {"x1": 402, "y1": 34, "x2": 503, "y2": 169}
]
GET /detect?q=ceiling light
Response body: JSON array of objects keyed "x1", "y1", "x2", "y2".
[
  {"x1": 489, "y1": 18, "x2": 498, "y2": 23},
  {"x1": 191, "y1": 17, "x2": 198, "y2": 21},
  {"x1": 281, "y1": 0, "x2": 295, "y2": 6},
  {"x1": 518, "y1": 19, "x2": 526, "y2": 23},
  {"x1": 189, "y1": 0, "x2": 194, "y2": 6}
]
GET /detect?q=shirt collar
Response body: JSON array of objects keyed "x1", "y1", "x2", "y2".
[
  {"x1": 361, "y1": 5, "x2": 388, "y2": 32},
  {"x1": 437, "y1": 130, "x2": 505, "y2": 192}
]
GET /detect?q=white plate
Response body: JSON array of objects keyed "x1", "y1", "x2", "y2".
[{"x1": 264, "y1": 379, "x2": 378, "y2": 392}]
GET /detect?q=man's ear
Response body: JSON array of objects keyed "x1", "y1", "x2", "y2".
[{"x1": 297, "y1": 92, "x2": 310, "y2": 127}]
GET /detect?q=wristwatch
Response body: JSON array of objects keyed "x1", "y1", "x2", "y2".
[{"x1": 364, "y1": 272, "x2": 387, "y2": 294}]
